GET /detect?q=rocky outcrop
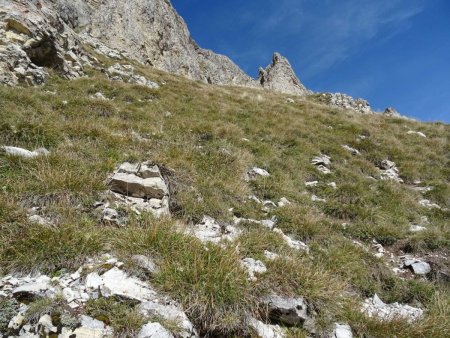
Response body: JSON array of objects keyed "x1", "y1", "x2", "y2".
[
  {"x1": 108, "y1": 161, "x2": 170, "y2": 218},
  {"x1": 0, "y1": 0, "x2": 85, "y2": 85},
  {"x1": 0, "y1": 0, "x2": 314, "y2": 97},
  {"x1": 258, "y1": 53, "x2": 311, "y2": 96},
  {"x1": 383, "y1": 107, "x2": 401, "y2": 117},
  {"x1": 319, "y1": 93, "x2": 372, "y2": 114},
  {"x1": 50, "y1": 0, "x2": 256, "y2": 87}
]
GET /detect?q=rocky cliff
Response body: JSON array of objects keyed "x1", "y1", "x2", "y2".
[
  {"x1": 1, "y1": 0, "x2": 314, "y2": 94},
  {"x1": 258, "y1": 53, "x2": 311, "y2": 96}
]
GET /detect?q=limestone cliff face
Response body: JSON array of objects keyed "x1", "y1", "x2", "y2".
[
  {"x1": 51, "y1": 0, "x2": 256, "y2": 87},
  {"x1": 1, "y1": 0, "x2": 312, "y2": 95}
]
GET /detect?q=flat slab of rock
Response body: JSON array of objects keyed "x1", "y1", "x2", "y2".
[
  {"x1": 404, "y1": 259, "x2": 431, "y2": 275},
  {"x1": 12, "y1": 276, "x2": 54, "y2": 299},
  {"x1": 110, "y1": 173, "x2": 167, "y2": 199},
  {"x1": 108, "y1": 161, "x2": 170, "y2": 217},
  {"x1": 100, "y1": 267, "x2": 157, "y2": 302}
]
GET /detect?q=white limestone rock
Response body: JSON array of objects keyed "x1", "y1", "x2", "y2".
[
  {"x1": 273, "y1": 228, "x2": 309, "y2": 253},
  {"x1": 12, "y1": 276, "x2": 55, "y2": 299},
  {"x1": 362, "y1": 294, "x2": 423, "y2": 322},
  {"x1": 407, "y1": 130, "x2": 427, "y2": 138},
  {"x1": 341, "y1": 145, "x2": 361, "y2": 155},
  {"x1": 403, "y1": 259, "x2": 431, "y2": 275},
  {"x1": 246, "y1": 167, "x2": 271, "y2": 181},
  {"x1": 137, "y1": 323, "x2": 174, "y2": 338},
  {"x1": 419, "y1": 199, "x2": 441, "y2": 209},
  {"x1": 248, "y1": 317, "x2": 285, "y2": 338},
  {"x1": 99, "y1": 267, "x2": 157, "y2": 302},
  {"x1": 311, "y1": 155, "x2": 332, "y2": 174},
  {"x1": 139, "y1": 302, "x2": 197, "y2": 338},
  {"x1": 241, "y1": 258, "x2": 267, "y2": 281},
  {"x1": 1, "y1": 146, "x2": 49, "y2": 159},
  {"x1": 332, "y1": 323, "x2": 353, "y2": 338}
]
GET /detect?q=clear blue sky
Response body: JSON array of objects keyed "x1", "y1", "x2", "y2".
[{"x1": 171, "y1": 0, "x2": 450, "y2": 123}]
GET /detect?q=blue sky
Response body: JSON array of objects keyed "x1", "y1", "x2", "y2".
[{"x1": 171, "y1": 0, "x2": 450, "y2": 122}]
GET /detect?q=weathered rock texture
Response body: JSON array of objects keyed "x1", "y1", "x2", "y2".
[
  {"x1": 0, "y1": 0, "x2": 314, "y2": 97},
  {"x1": 258, "y1": 53, "x2": 311, "y2": 96},
  {"x1": 0, "y1": 0, "x2": 85, "y2": 85}
]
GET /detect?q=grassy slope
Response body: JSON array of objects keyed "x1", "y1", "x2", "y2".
[{"x1": 0, "y1": 61, "x2": 449, "y2": 337}]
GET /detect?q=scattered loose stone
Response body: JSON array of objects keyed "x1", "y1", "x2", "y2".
[
  {"x1": 264, "y1": 251, "x2": 280, "y2": 261},
  {"x1": 362, "y1": 294, "x2": 423, "y2": 322},
  {"x1": 241, "y1": 258, "x2": 267, "y2": 281},
  {"x1": 332, "y1": 323, "x2": 353, "y2": 338},
  {"x1": 409, "y1": 224, "x2": 427, "y2": 232},
  {"x1": 311, "y1": 195, "x2": 326, "y2": 202},
  {"x1": 324, "y1": 93, "x2": 372, "y2": 114},
  {"x1": 99, "y1": 267, "x2": 157, "y2": 302},
  {"x1": 137, "y1": 323, "x2": 174, "y2": 338},
  {"x1": 419, "y1": 199, "x2": 441, "y2": 209},
  {"x1": 132, "y1": 255, "x2": 159, "y2": 275},
  {"x1": 28, "y1": 214, "x2": 53, "y2": 226},
  {"x1": 187, "y1": 216, "x2": 241, "y2": 244},
  {"x1": 311, "y1": 155, "x2": 332, "y2": 174},
  {"x1": 248, "y1": 317, "x2": 285, "y2": 338},
  {"x1": 407, "y1": 130, "x2": 426, "y2": 138},
  {"x1": 12, "y1": 276, "x2": 55, "y2": 300},
  {"x1": 383, "y1": 107, "x2": 401, "y2": 117},
  {"x1": 286, "y1": 98, "x2": 295, "y2": 103},
  {"x1": 341, "y1": 145, "x2": 360, "y2": 155},
  {"x1": 91, "y1": 92, "x2": 108, "y2": 100},
  {"x1": 139, "y1": 302, "x2": 197, "y2": 338},
  {"x1": 108, "y1": 161, "x2": 170, "y2": 218},
  {"x1": 245, "y1": 167, "x2": 270, "y2": 181},
  {"x1": 379, "y1": 160, "x2": 403, "y2": 183},
  {"x1": 403, "y1": 259, "x2": 431, "y2": 275},
  {"x1": 261, "y1": 294, "x2": 314, "y2": 330},
  {"x1": 277, "y1": 197, "x2": 291, "y2": 207},
  {"x1": 1, "y1": 146, "x2": 49, "y2": 159},
  {"x1": 305, "y1": 181, "x2": 319, "y2": 187},
  {"x1": 106, "y1": 64, "x2": 160, "y2": 89},
  {"x1": 413, "y1": 186, "x2": 434, "y2": 193},
  {"x1": 273, "y1": 228, "x2": 309, "y2": 252}
]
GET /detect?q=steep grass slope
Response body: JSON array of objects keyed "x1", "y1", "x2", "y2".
[{"x1": 0, "y1": 61, "x2": 449, "y2": 337}]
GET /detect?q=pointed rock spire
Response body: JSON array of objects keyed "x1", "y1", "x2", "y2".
[{"x1": 258, "y1": 52, "x2": 311, "y2": 96}]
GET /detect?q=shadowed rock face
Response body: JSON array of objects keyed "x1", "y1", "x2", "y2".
[{"x1": 258, "y1": 52, "x2": 311, "y2": 96}]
